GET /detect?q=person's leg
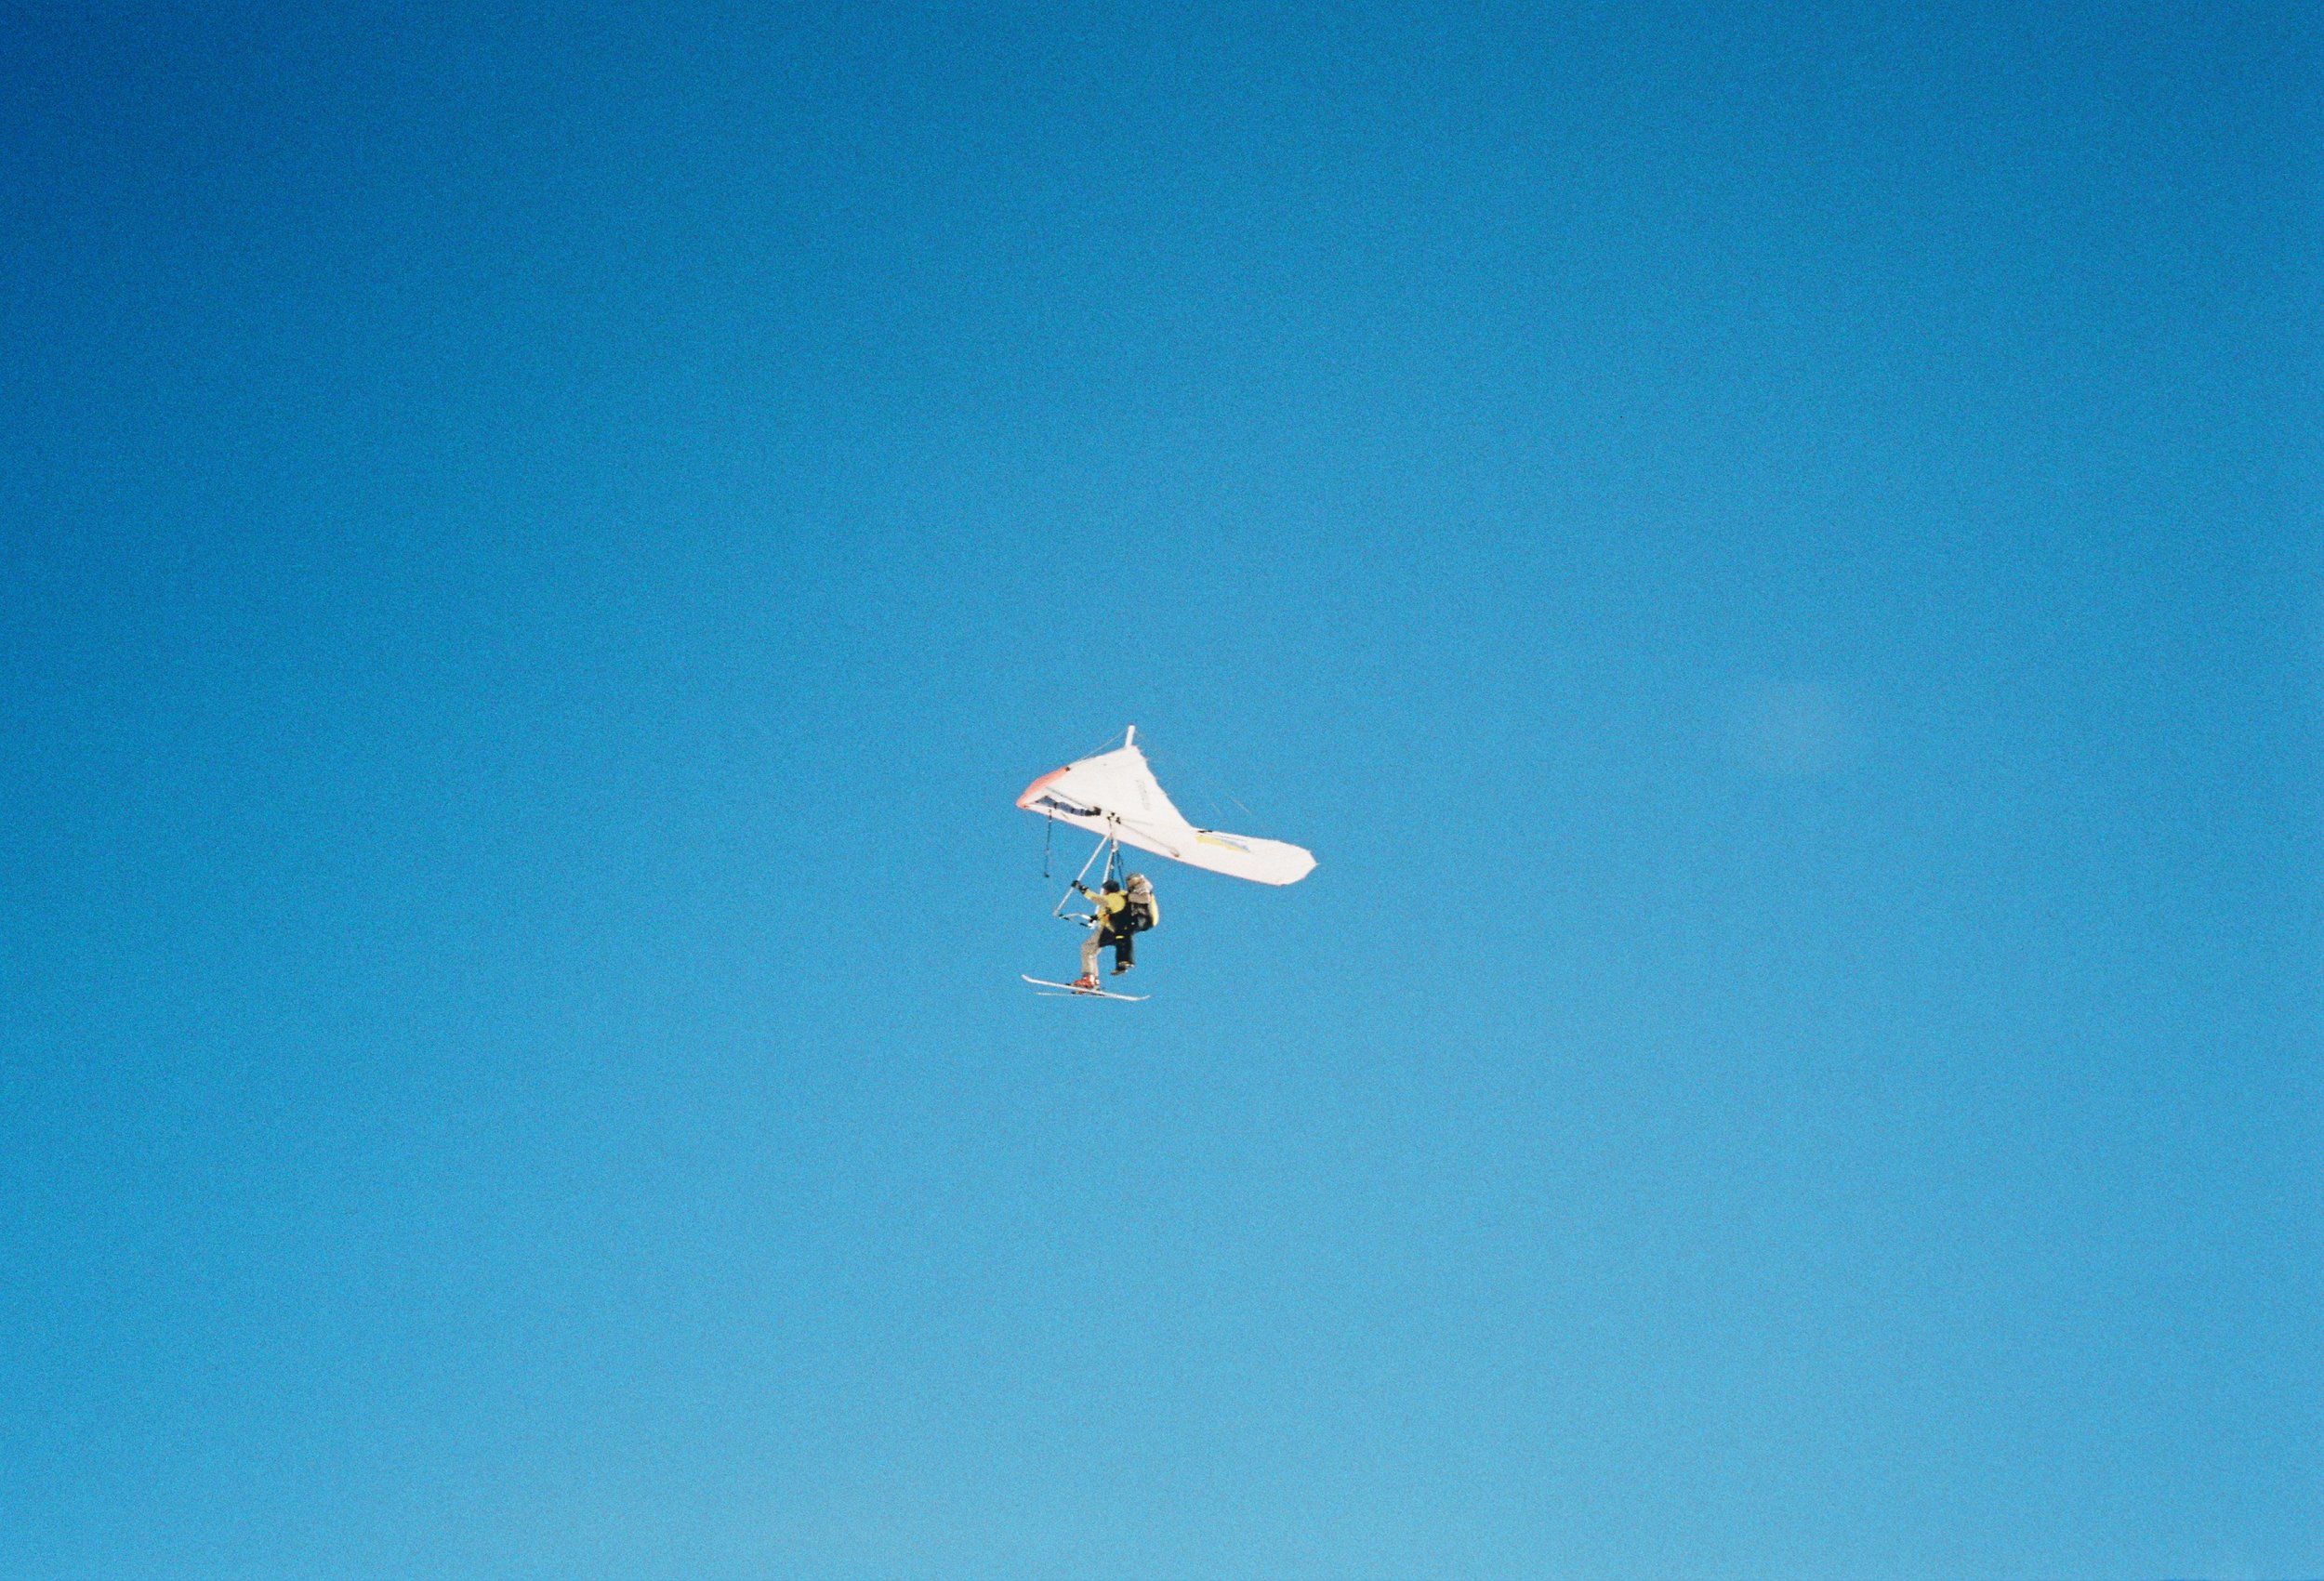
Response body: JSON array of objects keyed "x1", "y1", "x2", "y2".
[
  {"x1": 1113, "y1": 929, "x2": 1134, "y2": 972},
  {"x1": 1079, "y1": 928, "x2": 1103, "y2": 982}
]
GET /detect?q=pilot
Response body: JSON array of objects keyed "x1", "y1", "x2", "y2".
[{"x1": 1071, "y1": 878, "x2": 1129, "y2": 991}]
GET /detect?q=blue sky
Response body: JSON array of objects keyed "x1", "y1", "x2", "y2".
[{"x1": 3, "y1": 3, "x2": 2317, "y2": 1576}]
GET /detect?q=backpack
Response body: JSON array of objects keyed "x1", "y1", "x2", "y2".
[{"x1": 1126, "y1": 887, "x2": 1159, "y2": 932}]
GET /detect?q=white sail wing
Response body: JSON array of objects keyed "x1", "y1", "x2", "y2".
[{"x1": 1018, "y1": 738, "x2": 1315, "y2": 886}]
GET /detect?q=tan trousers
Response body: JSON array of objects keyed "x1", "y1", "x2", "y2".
[{"x1": 1080, "y1": 927, "x2": 1106, "y2": 980}]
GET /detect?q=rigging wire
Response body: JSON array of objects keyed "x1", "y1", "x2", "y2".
[{"x1": 1152, "y1": 744, "x2": 1264, "y2": 834}]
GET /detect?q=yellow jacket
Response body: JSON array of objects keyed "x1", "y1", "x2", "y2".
[{"x1": 1080, "y1": 886, "x2": 1128, "y2": 923}]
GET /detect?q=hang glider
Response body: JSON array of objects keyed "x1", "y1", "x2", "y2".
[{"x1": 1016, "y1": 727, "x2": 1316, "y2": 886}]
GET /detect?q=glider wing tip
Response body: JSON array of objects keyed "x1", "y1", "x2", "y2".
[{"x1": 1016, "y1": 768, "x2": 1067, "y2": 810}]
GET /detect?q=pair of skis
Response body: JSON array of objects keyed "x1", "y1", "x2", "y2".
[{"x1": 1021, "y1": 974, "x2": 1148, "y2": 1002}]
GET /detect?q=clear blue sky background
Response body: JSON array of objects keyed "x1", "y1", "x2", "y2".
[{"x1": 3, "y1": 3, "x2": 2317, "y2": 1577}]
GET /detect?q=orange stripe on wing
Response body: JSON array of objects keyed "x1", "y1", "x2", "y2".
[{"x1": 1015, "y1": 768, "x2": 1068, "y2": 810}]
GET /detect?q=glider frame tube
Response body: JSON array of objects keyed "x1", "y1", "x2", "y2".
[{"x1": 1052, "y1": 820, "x2": 1119, "y2": 922}]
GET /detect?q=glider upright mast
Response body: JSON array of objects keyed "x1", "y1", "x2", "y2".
[{"x1": 1052, "y1": 816, "x2": 1120, "y2": 921}]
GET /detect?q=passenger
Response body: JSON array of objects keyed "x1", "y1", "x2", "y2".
[{"x1": 1113, "y1": 873, "x2": 1158, "y2": 974}]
